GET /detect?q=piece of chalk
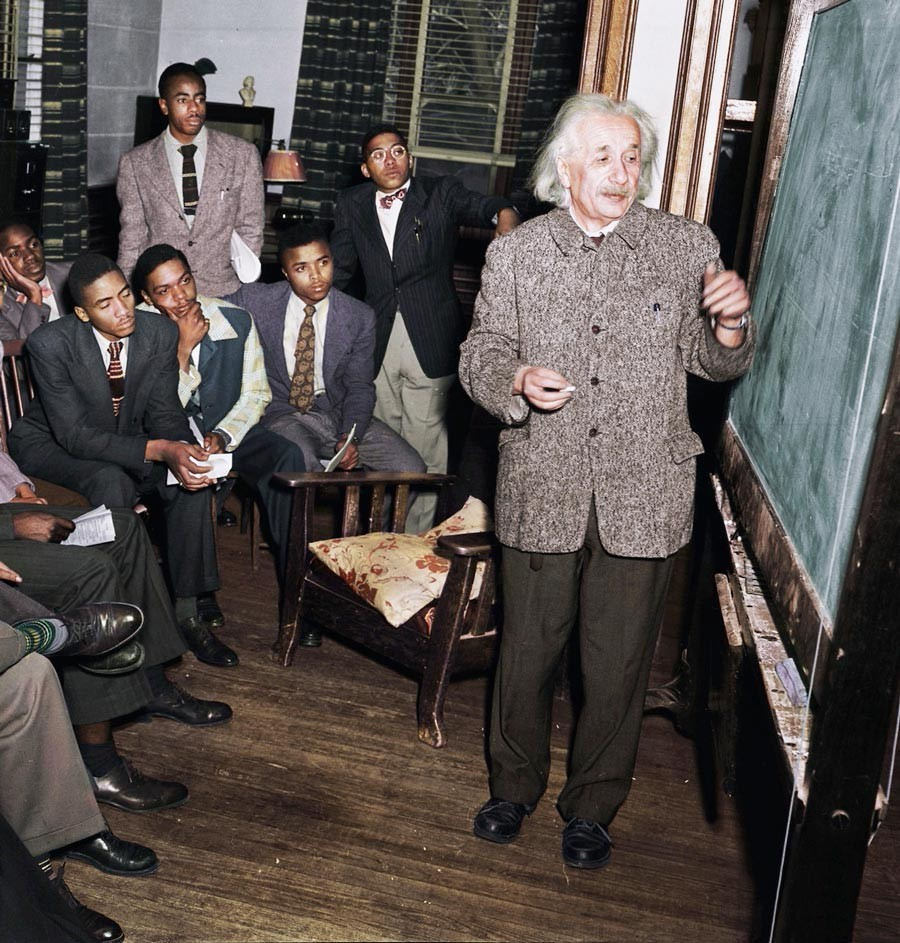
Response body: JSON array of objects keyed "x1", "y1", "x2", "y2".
[{"x1": 561, "y1": 385, "x2": 577, "y2": 392}]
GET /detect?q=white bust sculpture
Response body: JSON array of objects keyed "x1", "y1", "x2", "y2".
[{"x1": 239, "y1": 75, "x2": 256, "y2": 107}]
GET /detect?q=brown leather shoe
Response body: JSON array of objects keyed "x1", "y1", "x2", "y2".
[
  {"x1": 50, "y1": 862, "x2": 124, "y2": 942},
  {"x1": 92, "y1": 757, "x2": 189, "y2": 813}
]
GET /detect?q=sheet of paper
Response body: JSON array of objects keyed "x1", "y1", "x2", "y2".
[
  {"x1": 61, "y1": 505, "x2": 116, "y2": 547},
  {"x1": 166, "y1": 451, "x2": 233, "y2": 486},
  {"x1": 321, "y1": 423, "x2": 357, "y2": 472}
]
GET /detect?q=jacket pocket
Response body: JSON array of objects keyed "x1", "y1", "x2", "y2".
[{"x1": 667, "y1": 429, "x2": 704, "y2": 465}]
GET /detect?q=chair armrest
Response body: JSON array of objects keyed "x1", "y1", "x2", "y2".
[
  {"x1": 437, "y1": 532, "x2": 496, "y2": 558},
  {"x1": 273, "y1": 470, "x2": 453, "y2": 489}
]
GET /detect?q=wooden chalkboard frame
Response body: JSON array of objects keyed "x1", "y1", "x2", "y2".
[{"x1": 715, "y1": 1, "x2": 900, "y2": 937}]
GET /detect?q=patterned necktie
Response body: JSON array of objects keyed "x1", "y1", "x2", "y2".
[
  {"x1": 179, "y1": 144, "x2": 199, "y2": 217},
  {"x1": 379, "y1": 187, "x2": 407, "y2": 209},
  {"x1": 107, "y1": 341, "x2": 125, "y2": 417},
  {"x1": 288, "y1": 304, "x2": 316, "y2": 412}
]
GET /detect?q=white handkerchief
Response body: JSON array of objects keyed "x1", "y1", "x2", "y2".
[{"x1": 230, "y1": 230, "x2": 262, "y2": 283}]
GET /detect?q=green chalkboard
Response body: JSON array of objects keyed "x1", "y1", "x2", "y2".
[{"x1": 729, "y1": 0, "x2": 900, "y2": 620}]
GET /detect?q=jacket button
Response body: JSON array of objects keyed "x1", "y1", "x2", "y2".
[
  {"x1": 590, "y1": 377, "x2": 599, "y2": 386},
  {"x1": 188, "y1": 240, "x2": 194, "y2": 246},
  {"x1": 591, "y1": 324, "x2": 600, "y2": 334},
  {"x1": 588, "y1": 428, "x2": 598, "y2": 437}
]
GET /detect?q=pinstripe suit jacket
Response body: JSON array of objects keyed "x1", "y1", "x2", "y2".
[
  {"x1": 331, "y1": 175, "x2": 511, "y2": 378},
  {"x1": 459, "y1": 204, "x2": 757, "y2": 558},
  {"x1": 116, "y1": 128, "x2": 264, "y2": 297},
  {"x1": 0, "y1": 261, "x2": 73, "y2": 341}
]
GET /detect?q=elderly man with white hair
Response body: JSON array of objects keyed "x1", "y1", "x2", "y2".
[{"x1": 459, "y1": 93, "x2": 756, "y2": 869}]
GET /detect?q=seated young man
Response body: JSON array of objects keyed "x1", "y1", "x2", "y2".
[
  {"x1": 227, "y1": 222, "x2": 425, "y2": 478},
  {"x1": 7, "y1": 253, "x2": 235, "y2": 666},
  {"x1": 0, "y1": 218, "x2": 74, "y2": 340},
  {"x1": 131, "y1": 244, "x2": 304, "y2": 585}
]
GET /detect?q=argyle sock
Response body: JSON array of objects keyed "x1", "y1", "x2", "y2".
[
  {"x1": 35, "y1": 856, "x2": 53, "y2": 876},
  {"x1": 12, "y1": 618, "x2": 69, "y2": 655}
]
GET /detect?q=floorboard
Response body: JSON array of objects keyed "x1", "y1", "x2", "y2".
[{"x1": 63, "y1": 519, "x2": 898, "y2": 942}]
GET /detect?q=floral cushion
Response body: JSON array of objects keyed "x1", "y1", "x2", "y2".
[{"x1": 309, "y1": 497, "x2": 494, "y2": 629}]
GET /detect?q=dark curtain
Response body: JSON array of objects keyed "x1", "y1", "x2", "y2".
[
  {"x1": 284, "y1": 2, "x2": 393, "y2": 224},
  {"x1": 40, "y1": 0, "x2": 88, "y2": 257},
  {"x1": 511, "y1": 0, "x2": 587, "y2": 208}
]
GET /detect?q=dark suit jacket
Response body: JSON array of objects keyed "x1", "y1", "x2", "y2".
[
  {"x1": 116, "y1": 128, "x2": 264, "y2": 297},
  {"x1": 8, "y1": 310, "x2": 191, "y2": 476},
  {"x1": 331, "y1": 175, "x2": 511, "y2": 378},
  {"x1": 228, "y1": 282, "x2": 377, "y2": 439},
  {"x1": 0, "y1": 260, "x2": 74, "y2": 341}
]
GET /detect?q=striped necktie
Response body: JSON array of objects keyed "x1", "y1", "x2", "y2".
[
  {"x1": 179, "y1": 143, "x2": 199, "y2": 217},
  {"x1": 107, "y1": 341, "x2": 125, "y2": 416},
  {"x1": 288, "y1": 304, "x2": 316, "y2": 412}
]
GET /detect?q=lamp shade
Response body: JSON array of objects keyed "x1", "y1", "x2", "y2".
[{"x1": 263, "y1": 148, "x2": 306, "y2": 183}]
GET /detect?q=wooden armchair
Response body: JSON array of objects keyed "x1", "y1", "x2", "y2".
[{"x1": 272, "y1": 471, "x2": 499, "y2": 747}]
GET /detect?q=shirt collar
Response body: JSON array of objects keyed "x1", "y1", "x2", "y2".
[{"x1": 166, "y1": 124, "x2": 207, "y2": 155}]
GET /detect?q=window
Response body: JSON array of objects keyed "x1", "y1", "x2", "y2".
[
  {"x1": 384, "y1": 0, "x2": 540, "y2": 194},
  {"x1": 16, "y1": 0, "x2": 43, "y2": 141}
]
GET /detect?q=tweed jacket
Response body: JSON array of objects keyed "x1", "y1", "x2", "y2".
[
  {"x1": 8, "y1": 311, "x2": 191, "y2": 476},
  {"x1": 331, "y1": 174, "x2": 512, "y2": 378},
  {"x1": 228, "y1": 282, "x2": 378, "y2": 440},
  {"x1": 0, "y1": 261, "x2": 73, "y2": 341},
  {"x1": 116, "y1": 128, "x2": 264, "y2": 297},
  {"x1": 458, "y1": 204, "x2": 757, "y2": 557}
]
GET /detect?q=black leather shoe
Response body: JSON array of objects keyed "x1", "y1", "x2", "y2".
[
  {"x1": 65, "y1": 829, "x2": 159, "y2": 876},
  {"x1": 473, "y1": 798, "x2": 534, "y2": 844},
  {"x1": 180, "y1": 616, "x2": 237, "y2": 666},
  {"x1": 92, "y1": 757, "x2": 189, "y2": 813},
  {"x1": 57, "y1": 602, "x2": 144, "y2": 657},
  {"x1": 50, "y1": 862, "x2": 125, "y2": 942},
  {"x1": 298, "y1": 628, "x2": 322, "y2": 648},
  {"x1": 561, "y1": 818, "x2": 613, "y2": 870},
  {"x1": 196, "y1": 592, "x2": 225, "y2": 627},
  {"x1": 78, "y1": 641, "x2": 145, "y2": 675},
  {"x1": 143, "y1": 680, "x2": 233, "y2": 726}
]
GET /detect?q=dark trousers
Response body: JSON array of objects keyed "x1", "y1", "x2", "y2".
[
  {"x1": 17, "y1": 452, "x2": 219, "y2": 598},
  {"x1": 491, "y1": 505, "x2": 674, "y2": 824},
  {"x1": 0, "y1": 506, "x2": 186, "y2": 724},
  {"x1": 231, "y1": 424, "x2": 305, "y2": 581}
]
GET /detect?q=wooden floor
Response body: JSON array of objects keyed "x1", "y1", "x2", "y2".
[{"x1": 66, "y1": 520, "x2": 899, "y2": 943}]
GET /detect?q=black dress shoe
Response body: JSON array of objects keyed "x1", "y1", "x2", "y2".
[
  {"x1": 473, "y1": 798, "x2": 534, "y2": 844},
  {"x1": 216, "y1": 508, "x2": 238, "y2": 527},
  {"x1": 561, "y1": 818, "x2": 613, "y2": 870},
  {"x1": 92, "y1": 758, "x2": 189, "y2": 813},
  {"x1": 298, "y1": 628, "x2": 322, "y2": 647},
  {"x1": 143, "y1": 680, "x2": 233, "y2": 726},
  {"x1": 179, "y1": 616, "x2": 237, "y2": 666},
  {"x1": 50, "y1": 862, "x2": 124, "y2": 943},
  {"x1": 65, "y1": 828, "x2": 159, "y2": 877},
  {"x1": 196, "y1": 592, "x2": 225, "y2": 627},
  {"x1": 78, "y1": 641, "x2": 145, "y2": 675},
  {"x1": 57, "y1": 602, "x2": 144, "y2": 657}
]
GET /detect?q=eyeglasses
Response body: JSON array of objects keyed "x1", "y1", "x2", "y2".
[{"x1": 366, "y1": 144, "x2": 408, "y2": 163}]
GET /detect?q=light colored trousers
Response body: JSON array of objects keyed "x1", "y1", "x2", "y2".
[{"x1": 374, "y1": 313, "x2": 455, "y2": 534}]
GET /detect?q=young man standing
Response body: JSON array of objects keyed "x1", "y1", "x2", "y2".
[
  {"x1": 330, "y1": 124, "x2": 519, "y2": 531},
  {"x1": 116, "y1": 62, "x2": 264, "y2": 298}
]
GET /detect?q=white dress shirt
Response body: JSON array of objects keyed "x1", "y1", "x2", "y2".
[
  {"x1": 163, "y1": 125, "x2": 208, "y2": 229},
  {"x1": 374, "y1": 178, "x2": 411, "y2": 259},
  {"x1": 283, "y1": 292, "x2": 328, "y2": 395},
  {"x1": 92, "y1": 329, "x2": 130, "y2": 373}
]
